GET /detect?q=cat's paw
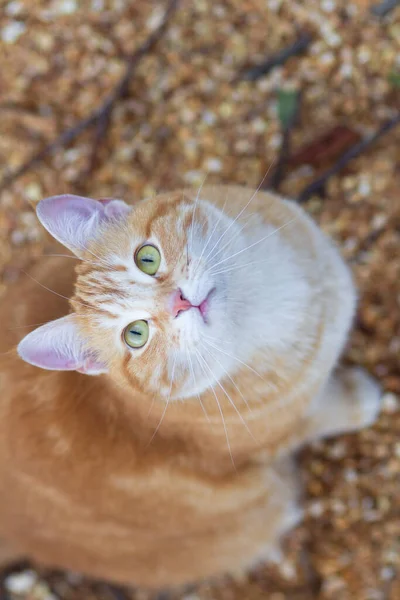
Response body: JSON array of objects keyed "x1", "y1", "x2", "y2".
[{"x1": 343, "y1": 367, "x2": 382, "y2": 429}]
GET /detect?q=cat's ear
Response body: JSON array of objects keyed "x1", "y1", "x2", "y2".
[
  {"x1": 36, "y1": 194, "x2": 131, "y2": 257},
  {"x1": 17, "y1": 315, "x2": 107, "y2": 375}
]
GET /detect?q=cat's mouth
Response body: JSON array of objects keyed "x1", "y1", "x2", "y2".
[
  {"x1": 198, "y1": 287, "x2": 216, "y2": 324},
  {"x1": 171, "y1": 288, "x2": 216, "y2": 324}
]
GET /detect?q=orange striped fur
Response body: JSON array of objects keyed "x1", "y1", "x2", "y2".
[{"x1": 0, "y1": 185, "x2": 381, "y2": 589}]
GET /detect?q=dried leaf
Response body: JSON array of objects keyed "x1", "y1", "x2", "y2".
[{"x1": 289, "y1": 125, "x2": 361, "y2": 169}]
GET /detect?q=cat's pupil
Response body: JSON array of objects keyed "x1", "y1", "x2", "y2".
[{"x1": 142, "y1": 258, "x2": 153, "y2": 263}]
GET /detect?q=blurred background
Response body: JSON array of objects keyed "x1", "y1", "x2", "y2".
[{"x1": 0, "y1": 0, "x2": 399, "y2": 598}]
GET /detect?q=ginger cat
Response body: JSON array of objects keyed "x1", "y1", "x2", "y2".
[{"x1": 0, "y1": 185, "x2": 381, "y2": 589}]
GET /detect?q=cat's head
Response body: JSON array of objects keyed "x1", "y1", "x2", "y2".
[{"x1": 18, "y1": 191, "x2": 262, "y2": 399}]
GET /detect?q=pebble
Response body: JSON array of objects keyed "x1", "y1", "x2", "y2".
[
  {"x1": 5, "y1": 570, "x2": 37, "y2": 594},
  {"x1": 1, "y1": 20, "x2": 26, "y2": 43}
]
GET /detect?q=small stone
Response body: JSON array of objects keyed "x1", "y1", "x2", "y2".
[
  {"x1": 319, "y1": 51, "x2": 335, "y2": 66},
  {"x1": 381, "y1": 566, "x2": 395, "y2": 581},
  {"x1": 11, "y1": 230, "x2": 26, "y2": 246},
  {"x1": 308, "y1": 500, "x2": 324, "y2": 517},
  {"x1": 339, "y1": 63, "x2": 353, "y2": 79},
  {"x1": 24, "y1": 182, "x2": 42, "y2": 202},
  {"x1": 5, "y1": 570, "x2": 37, "y2": 594},
  {"x1": 202, "y1": 110, "x2": 217, "y2": 126},
  {"x1": 218, "y1": 102, "x2": 233, "y2": 118},
  {"x1": 53, "y1": 0, "x2": 77, "y2": 14},
  {"x1": 183, "y1": 170, "x2": 204, "y2": 185},
  {"x1": 358, "y1": 177, "x2": 371, "y2": 197},
  {"x1": 1, "y1": 20, "x2": 26, "y2": 43},
  {"x1": 382, "y1": 393, "x2": 399, "y2": 414},
  {"x1": 321, "y1": 0, "x2": 336, "y2": 12},
  {"x1": 204, "y1": 158, "x2": 222, "y2": 173},
  {"x1": 251, "y1": 117, "x2": 267, "y2": 134},
  {"x1": 5, "y1": 1, "x2": 23, "y2": 16}
]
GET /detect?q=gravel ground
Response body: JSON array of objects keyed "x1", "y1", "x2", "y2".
[{"x1": 0, "y1": 1, "x2": 399, "y2": 599}]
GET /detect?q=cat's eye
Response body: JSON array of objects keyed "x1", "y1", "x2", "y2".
[
  {"x1": 124, "y1": 320, "x2": 149, "y2": 349},
  {"x1": 135, "y1": 244, "x2": 161, "y2": 276}
]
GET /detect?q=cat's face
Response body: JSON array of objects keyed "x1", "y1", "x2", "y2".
[{"x1": 18, "y1": 191, "x2": 260, "y2": 400}]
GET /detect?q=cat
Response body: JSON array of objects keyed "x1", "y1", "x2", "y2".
[{"x1": 0, "y1": 184, "x2": 381, "y2": 589}]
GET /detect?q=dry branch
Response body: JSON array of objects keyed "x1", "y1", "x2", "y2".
[
  {"x1": 238, "y1": 33, "x2": 312, "y2": 82},
  {"x1": 297, "y1": 113, "x2": 400, "y2": 203},
  {"x1": 0, "y1": 0, "x2": 179, "y2": 194},
  {"x1": 371, "y1": 0, "x2": 400, "y2": 17}
]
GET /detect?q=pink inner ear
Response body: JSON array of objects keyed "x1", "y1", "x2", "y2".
[
  {"x1": 36, "y1": 194, "x2": 131, "y2": 256},
  {"x1": 17, "y1": 315, "x2": 107, "y2": 376}
]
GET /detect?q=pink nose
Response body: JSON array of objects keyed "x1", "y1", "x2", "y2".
[{"x1": 170, "y1": 290, "x2": 193, "y2": 317}]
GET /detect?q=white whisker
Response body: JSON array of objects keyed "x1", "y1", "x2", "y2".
[
  {"x1": 192, "y1": 196, "x2": 228, "y2": 274},
  {"x1": 194, "y1": 349, "x2": 236, "y2": 470},
  {"x1": 189, "y1": 175, "x2": 207, "y2": 254},
  {"x1": 202, "y1": 337, "x2": 265, "y2": 380},
  {"x1": 41, "y1": 253, "x2": 105, "y2": 268},
  {"x1": 203, "y1": 162, "x2": 275, "y2": 264},
  {"x1": 207, "y1": 217, "x2": 297, "y2": 274},
  {"x1": 146, "y1": 394, "x2": 156, "y2": 419},
  {"x1": 208, "y1": 252, "x2": 279, "y2": 277},
  {"x1": 79, "y1": 242, "x2": 113, "y2": 268},
  {"x1": 147, "y1": 353, "x2": 177, "y2": 447},
  {"x1": 197, "y1": 347, "x2": 257, "y2": 443},
  {"x1": 208, "y1": 212, "x2": 256, "y2": 267},
  {"x1": 21, "y1": 270, "x2": 92, "y2": 310},
  {"x1": 186, "y1": 350, "x2": 210, "y2": 422},
  {"x1": 7, "y1": 321, "x2": 52, "y2": 331},
  {"x1": 200, "y1": 341, "x2": 254, "y2": 416}
]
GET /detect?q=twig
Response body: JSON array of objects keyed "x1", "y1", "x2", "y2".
[
  {"x1": 85, "y1": 0, "x2": 179, "y2": 174},
  {"x1": 0, "y1": 113, "x2": 98, "y2": 193},
  {"x1": 297, "y1": 113, "x2": 400, "y2": 203},
  {"x1": 371, "y1": 0, "x2": 399, "y2": 17},
  {"x1": 0, "y1": 0, "x2": 179, "y2": 193},
  {"x1": 238, "y1": 33, "x2": 312, "y2": 82},
  {"x1": 349, "y1": 226, "x2": 387, "y2": 265},
  {"x1": 101, "y1": 583, "x2": 132, "y2": 600}
]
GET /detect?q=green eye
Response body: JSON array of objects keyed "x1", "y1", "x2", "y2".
[
  {"x1": 135, "y1": 244, "x2": 161, "y2": 276},
  {"x1": 124, "y1": 320, "x2": 149, "y2": 348}
]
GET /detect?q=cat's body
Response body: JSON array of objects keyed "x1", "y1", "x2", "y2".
[{"x1": 0, "y1": 185, "x2": 380, "y2": 588}]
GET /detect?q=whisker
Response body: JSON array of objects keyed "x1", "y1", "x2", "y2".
[
  {"x1": 202, "y1": 337, "x2": 265, "y2": 380},
  {"x1": 203, "y1": 162, "x2": 275, "y2": 264},
  {"x1": 197, "y1": 347, "x2": 257, "y2": 443},
  {"x1": 188, "y1": 175, "x2": 207, "y2": 254},
  {"x1": 21, "y1": 270, "x2": 92, "y2": 310},
  {"x1": 192, "y1": 195, "x2": 228, "y2": 275},
  {"x1": 186, "y1": 349, "x2": 210, "y2": 422},
  {"x1": 206, "y1": 252, "x2": 277, "y2": 277},
  {"x1": 79, "y1": 242, "x2": 113, "y2": 268},
  {"x1": 194, "y1": 349, "x2": 236, "y2": 471},
  {"x1": 41, "y1": 253, "x2": 105, "y2": 268},
  {"x1": 208, "y1": 212, "x2": 255, "y2": 266},
  {"x1": 146, "y1": 394, "x2": 156, "y2": 420},
  {"x1": 200, "y1": 341, "x2": 254, "y2": 416},
  {"x1": 147, "y1": 353, "x2": 177, "y2": 447},
  {"x1": 207, "y1": 217, "x2": 297, "y2": 273},
  {"x1": 0, "y1": 348, "x2": 16, "y2": 358},
  {"x1": 7, "y1": 321, "x2": 51, "y2": 330}
]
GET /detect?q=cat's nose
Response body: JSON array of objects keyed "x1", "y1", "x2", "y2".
[{"x1": 169, "y1": 289, "x2": 193, "y2": 318}]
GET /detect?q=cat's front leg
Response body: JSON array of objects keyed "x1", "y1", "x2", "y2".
[{"x1": 293, "y1": 367, "x2": 382, "y2": 448}]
